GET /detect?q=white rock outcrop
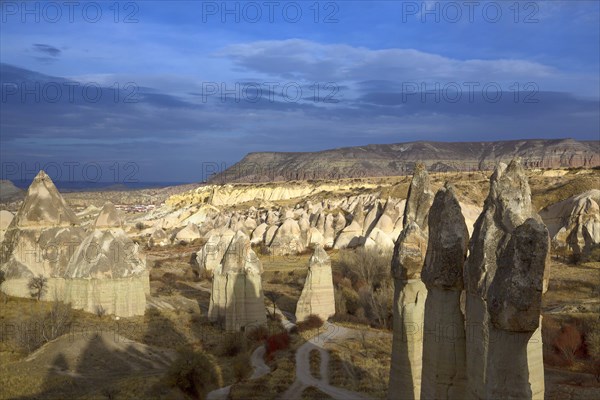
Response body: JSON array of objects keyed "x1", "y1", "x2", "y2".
[
  {"x1": 295, "y1": 245, "x2": 335, "y2": 322},
  {"x1": 208, "y1": 231, "x2": 267, "y2": 331}
]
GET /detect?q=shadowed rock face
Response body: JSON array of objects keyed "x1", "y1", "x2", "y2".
[
  {"x1": 402, "y1": 163, "x2": 434, "y2": 230},
  {"x1": 420, "y1": 184, "x2": 469, "y2": 400},
  {"x1": 422, "y1": 184, "x2": 469, "y2": 291},
  {"x1": 465, "y1": 159, "x2": 546, "y2": 298},
  {"x1": 488, "y1": 218, "x2": 549, "y2": 332},
  {"x1": 464, "y1": 158, "x2": 549, "y2": 400}
]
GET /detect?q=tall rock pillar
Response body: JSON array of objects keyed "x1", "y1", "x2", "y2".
[
  {"x1": 389, "y1": 163, "x2": 434, "y2": 400},
  {"x1": 420, "y1": 184, "x2": 468, "y2": 399}
]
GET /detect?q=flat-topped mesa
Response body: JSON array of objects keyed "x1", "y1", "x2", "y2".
[
  {"x1": 464, "y1": 158, "x2": 549, "y2": 400},
  {"x1": 295, "y1": 245, "x2": 336, "y2": 322},
  {"x1": 389, "y1": 162, "x2": 433, "y2": 400},
  {"x1": 421, "y1": 183, "x2": 469, "y2": 291},
  {"x1": 11, "y1": 170, "x2": 79, "y2": 228},
  {"x1": 402, "y1": 162, "x2": 434, "y2": 230},
  {"x1": 420, "y1": 183, "x2": 469, "y2": 400},
  {"x1": 94, "y1": 202, "x2": 122, "y2": 229}
]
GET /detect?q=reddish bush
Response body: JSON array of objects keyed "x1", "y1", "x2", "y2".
[
  {"x1": 554, "y1": 324, "x2": 583, "y2": 365},
  {"x1": 297, "y1": 314, "x2": 324, "y2": 332},
  {"x1": 266, "y1": 332, "x2": 290, "y2": 358}
]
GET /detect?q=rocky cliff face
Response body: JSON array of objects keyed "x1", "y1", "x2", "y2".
[{"x1": 210, "y1": 139, "x2": 599, "y2": 183}]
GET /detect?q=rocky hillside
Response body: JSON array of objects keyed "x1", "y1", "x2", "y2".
[{"x1": 210, "y1": 139, "x2": 599, "y2": 183}]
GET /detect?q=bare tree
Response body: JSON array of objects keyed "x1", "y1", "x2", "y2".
[
  {"x1": 339, "y1": 248, "x2": 392, "y2": 290},
  {"x1": 0, "y1": 270, "x2": 6, "y2": 304},
  {"x1": 264, "y1": 290, "x2": 283, "y2": 317},
  {"x1": 42, "y1": 300, "x2": 73, "y2": 343},
  {"x1": 28, "y1": 274, "x2": 48, "y2": 301}
]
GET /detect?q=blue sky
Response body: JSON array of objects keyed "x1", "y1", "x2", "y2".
[{"x1": 1, "y1": 0, "x2": 599, "y2": 182}]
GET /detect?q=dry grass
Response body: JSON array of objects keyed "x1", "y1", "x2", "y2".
[
  {"x1": 326, "y1": 333, "x2": 392, "y2": 398},
  {"x1": 309, "y1": 349, "x2": 322, "y2": 379},
  {"x1": 229, "y1": 347, "x2": 296, "y2": 400},
  {"x1": 301, "y1": 386, "x2": 334, "y2": 399}
]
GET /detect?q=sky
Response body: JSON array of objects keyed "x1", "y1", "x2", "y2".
[{"x1": 1, "y1": 0, "x2": 599, "y2": 183}]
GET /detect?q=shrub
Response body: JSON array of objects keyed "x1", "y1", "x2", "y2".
[
  {"x1": 266, "y1": 332, "x2": 290, "y2": 358},
  {"x1": 166, "y1": 349, "x2": 223, "y2": 399},
  {"x1": 297, "y1": 314, "x2": 324, "y2": 332},
  {"x1": 246, "y1": 325, "x2": 269, "y2": 343},
  {"x1": 554, "y1": 324, "x2": 583, "y2": 365},
  {"x1": 232, "y1": 353, "x2": 251, "y2": 382},
  {"x1": 218, "y1": 332, "x2": 247, "y2": 357},
  {"x1": 95, "y1": 305, "x2": 106, "y2": 317},
  {"x1": 338, "y1": 248, "x2": 392, "y2": 290},
  {"x1": 28, "y1": 274, "x2": 48, "y2": 301}
]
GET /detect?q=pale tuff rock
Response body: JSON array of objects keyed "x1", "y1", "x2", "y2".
[
  {"x1": 374, "y1": 214, "x2": 395, "y2": 236},
  {"x1": 174, "y1": 222, "x2": 201, "y2": 243},
  {"x1": 458, "y1": 202, "x2": 483, "y2": 238},
  {"x1": 0, "y1": 210, "x2": 14, "y2": 243},
  {"x1": 298, "y1": 215, "x2": 311, "y2": 246},
  {"x1": 464, "y1": 159, "x2": 549, "y2": 400},
  {"x1": 64, "y1": 227, "x2": 149, "y2": 317},
  {"x1": 364, "y1": 227, "x2": 394, "y2": 253},
  {"x1": 10, "y1": 171, "x2": 79, "y2": 228},
  {"x1": 295, "y1": 245, "x2": 336, "y2": 322},
  {"x1": 539, "y1": 189, "x2": 600, "y2": 256},
  {"x1": 269, "y1": 218, "x2": 305, "y2": 255},
  {"x1": 250, "y1": 223, "x2": 268, "y2": 245},
  {"x1": 94, "y1": 202, "x2": 122, "y2": 229},
  {"x1": 182, "y1": 204, "x2": 220, "y2": 226},
  {"x1": 149, "y1": 226, "x2": 169, "y2": 247},
  {"x1": 264, "y1": 225, "x2": 279, "y2": 246},
  {"x1": 196, "y1": 229, "x2": 235, "y2": 274},
  {"x1": 391, "y1": 223, "x2": 428, "y2": 281},
  {"x1": 420, "y1": 184, "x2": 468, "y2": 400},
  {"x1": 308, "y1": 227, "x2": 325, "y2": 247},
  {"x1": 1, "y1": 171, "x2": 85, "y2": 299},
  {"x1": 333, "y1": 220, "x2": 363, "y2": 249},
  {"x1": 389, "y1": 163, "x2": 432, "y2": 400},
  {"x1": 209, "y1": 231, "x2": 267, "y2": 331},
  {"x1": 363, "y1": 201, "x2": 382, "y2": 236},
  {"x1": 333, "y1": 212, "x2": 347, "y2": 235},
  {"x1": 323, "y1": 214, "x2": 336, "y2": 248}
]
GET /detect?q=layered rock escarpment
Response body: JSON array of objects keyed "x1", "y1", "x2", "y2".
[
  {"x1": 389, "y1": 163, "x2": 434, "y2": 400},
  {"x1": 0, "y1": 171, "x2": 85, "y2": 299},
  {"x1": 63, "y1": 202, "x2": 149, "y2": 317},
  {"x1": 464, "y1": 159, "x2": 549, "y2": 400},
  {"x1": 208, "y1": 231, "x2": 267, "y2": 331},
  {"x1": 420, "y1": 184, "x2": 468, "y2": 399},
  {"x1": 295, "y1": 245, "x2": 335, "y2": 322}
]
